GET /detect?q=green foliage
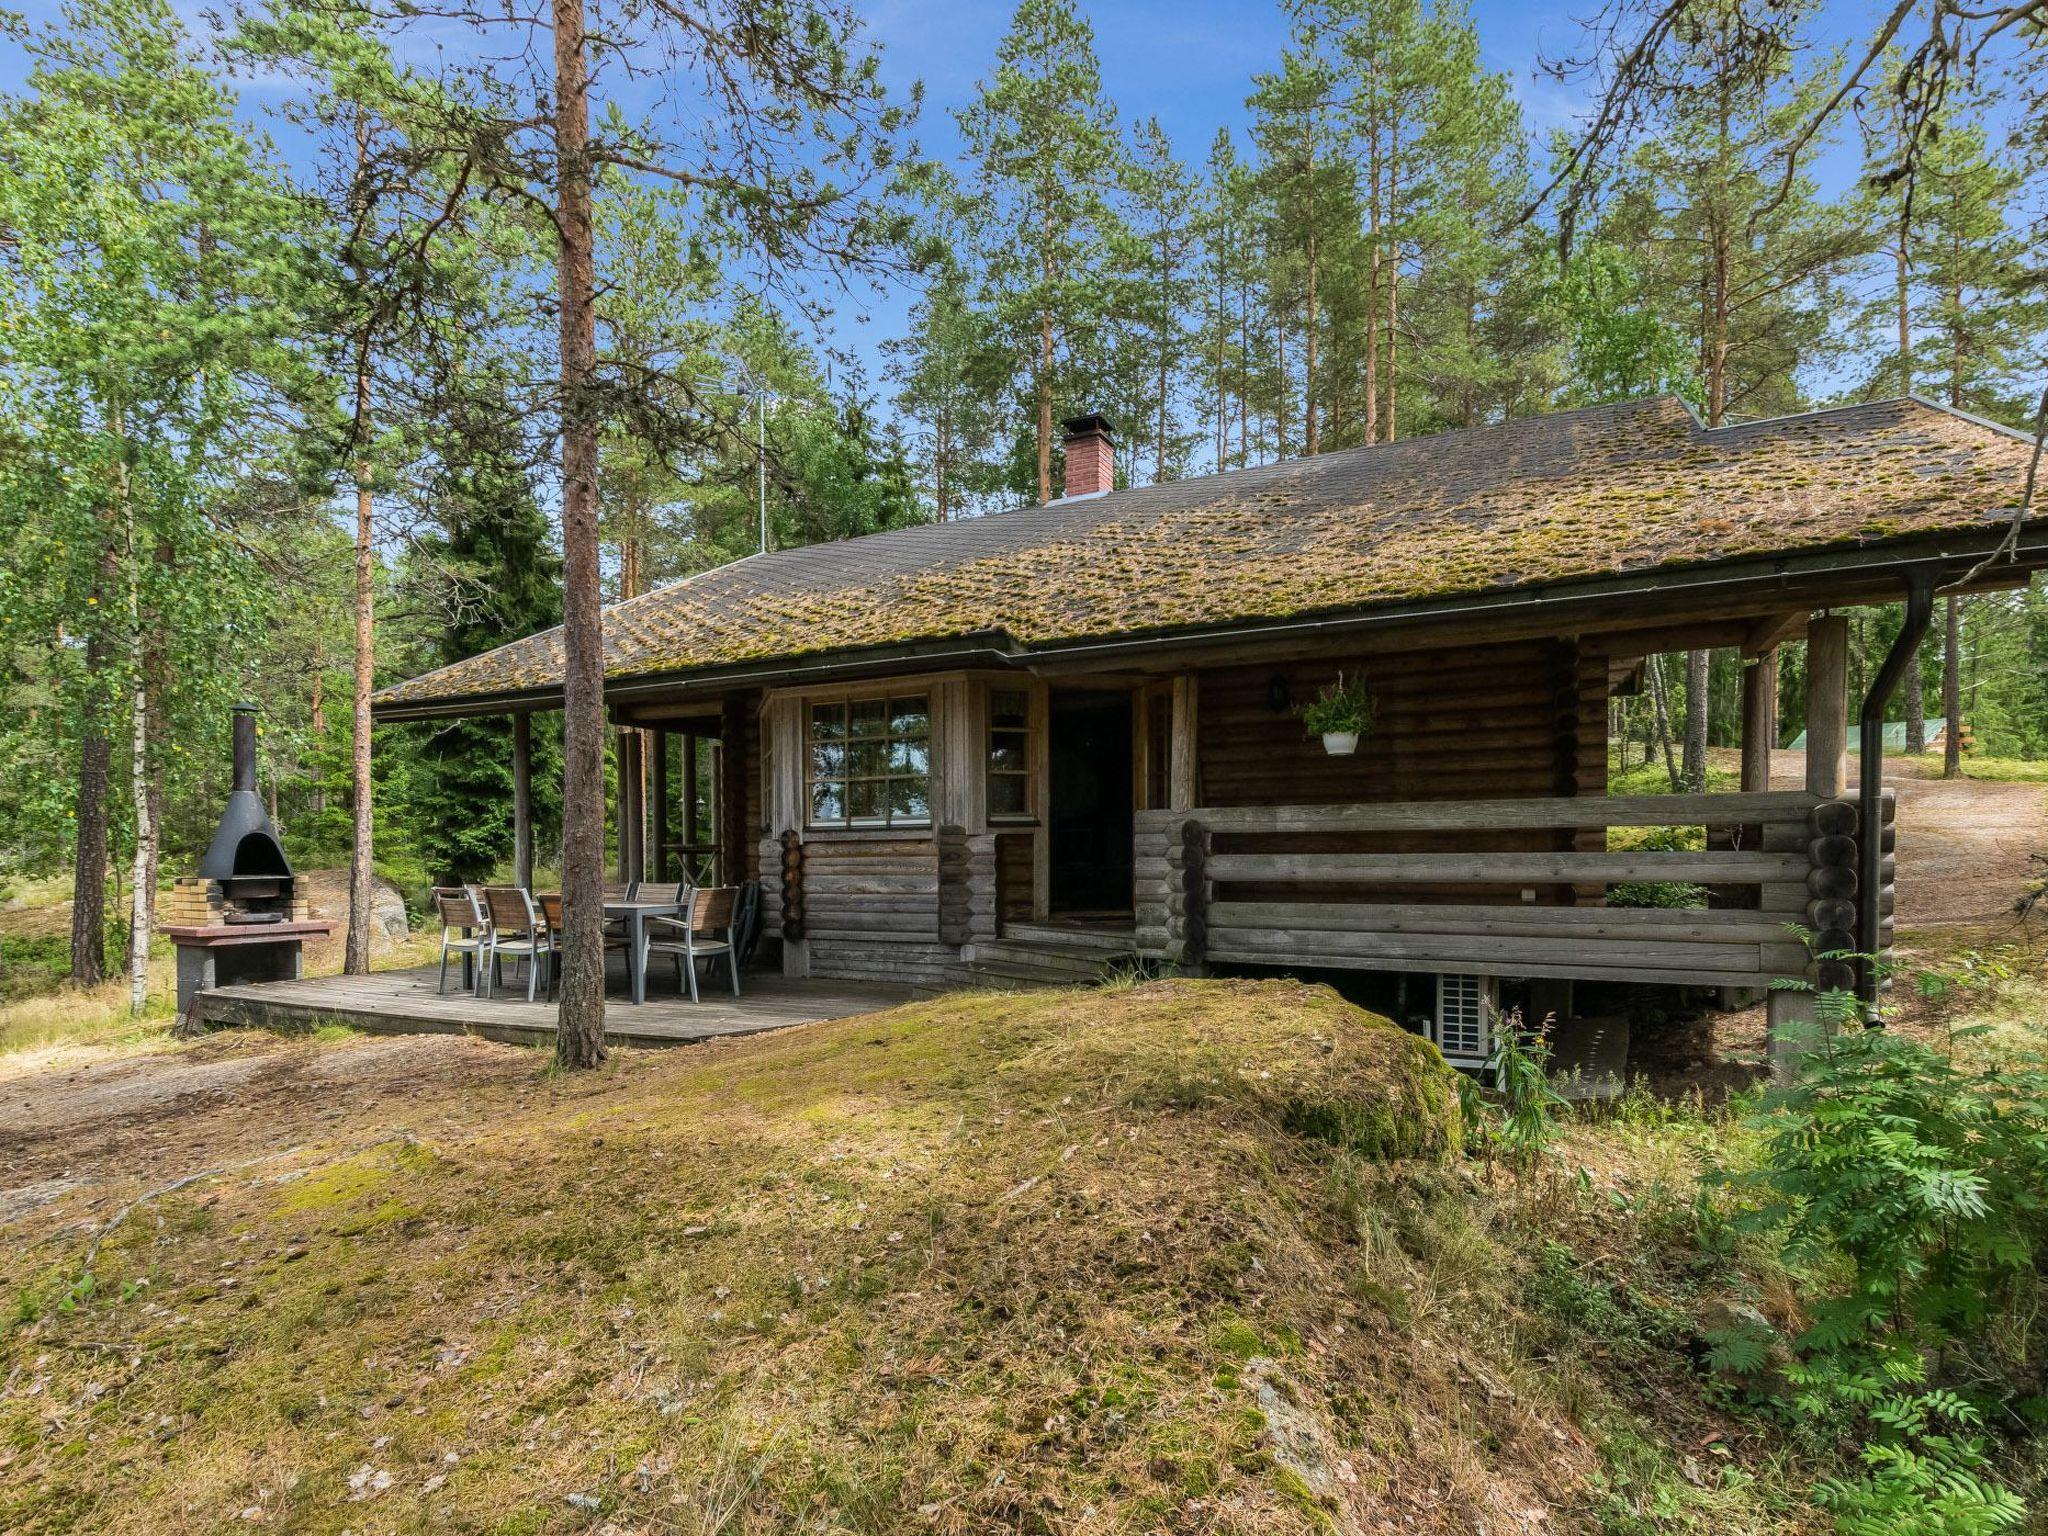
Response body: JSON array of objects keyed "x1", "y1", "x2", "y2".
[
  {"x1": 1489, "y1": 1011, "x2": 1568, "y2": 1174},
  {"x1": 1723, "y1": 982, "x2": 2048, "y2": 1534},
  {"x1": 1609, "y1": 824, "x2": 1709, "y2": 909},
  {"x1": 1460, "y1": 1009, "x2": 1567, "y2": 1173}
]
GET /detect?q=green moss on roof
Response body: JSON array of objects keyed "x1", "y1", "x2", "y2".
[{"x1": 376, "y1": 396, "x2": 2037, "y2": 710}]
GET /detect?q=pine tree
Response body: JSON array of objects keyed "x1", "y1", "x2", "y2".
[
  {"x1": 406, "y1": 368, "x2": 564, "y2": 885},
  {"x1": 1195, "y1": 129, "x2": 1261, "y2": 473},
  {"x1": 957, "y1": 0, "x2": 1128, "y2": 504},
  {"x1": 1249, "y1": 26, "x2": 1355, "y2": 457},
  {"x1": 1117, "y1": 117, "x2": 1201, "y2": 482},
  {"x1": 1396, "y1": 6, "x2": 1533, "y2": 431},
  {"x1": 887, "y1": 176, "x2": 1006, "y2": 519}
]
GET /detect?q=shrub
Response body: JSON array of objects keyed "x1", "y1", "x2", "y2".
[
  {"x1": 1721, "y1": 979, "x2": 2048, "y2": 1535},
  {"x1": 1460, "y1": 1008, "x2": 1567, "y2": 1173}
]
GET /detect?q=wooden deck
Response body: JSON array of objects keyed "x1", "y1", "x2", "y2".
[{"x1": 189, "y1": 961, "x2": 919, "y2": 1048}]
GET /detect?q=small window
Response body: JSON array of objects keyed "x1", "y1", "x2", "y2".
[
  {"x1": 987, "y1": 686, "x2": 1034, "y2": 821},
  {"x1": 807, "y1": 695, "x2": 930, "y2": 829}
]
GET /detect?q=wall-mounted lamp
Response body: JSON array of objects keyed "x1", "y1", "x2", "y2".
[{"x1": 1266, "y1": 674, "x2": 1293, "y2": 714}]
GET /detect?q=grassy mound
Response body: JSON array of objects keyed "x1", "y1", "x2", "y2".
[{"x1": 2, "y1": 979, "x2": 1749, "y2": 1533}]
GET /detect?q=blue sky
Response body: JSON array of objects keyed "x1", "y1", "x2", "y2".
[{"x1": 0, "y1": 0, "x2": 1973, "y2": 403}]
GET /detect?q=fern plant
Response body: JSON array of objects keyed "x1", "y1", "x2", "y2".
[{"x1": 1723, "y1": 967, "x2": 2048, "y2": 1536}]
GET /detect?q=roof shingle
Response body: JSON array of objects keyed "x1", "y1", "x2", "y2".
[{"x1": 376, "y1": 395, "x2": 2037, "y2": 711}]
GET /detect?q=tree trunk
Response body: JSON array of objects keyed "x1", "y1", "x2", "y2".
[
  {"x1": 1383, "y1": 148, "x2": 1399, "y2": 442},
  {"x1": 1363, "y1": 128, "x2": 1380, "y2": 445},
  {"x1": 309, "y1": 670, "x2": 327, "y2": 813},
  {"x1": 1895, "y1": 225, "x2": 1911, "y2": 395},
  {"x1": 1942, "y1": 595, "x2": 1962, "y2": 779},
  {"x1": 1681, "y1": 648, "x2": 1709, "y2": 792},
  {"x1": 552, "y1": 0, "x2": 608, "y2": 1068},
  {"x1": 1036, "y1": 212, "x2": 1055, "y2": 505},
  {"x1": 345, "y1": 435, "x2": 375, "y2": 976},
  {"x1": 70, "y1": 679, "x2": 110, "y2": 988},
  {"x1": 1646, "y1": 656, "x2": 1682, "y2": 793},
  {"x1": 1903, "y1": 645, "x2": 1924, "y2": 754},
  {"x1": 117, "y1": 432, "x2": 151, "y2": 1017},
  {"x1": 1303, "y1": 236, "x2": 1320, "y2": 457}
]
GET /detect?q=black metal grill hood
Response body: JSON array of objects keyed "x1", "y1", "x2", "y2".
[{"x1": 198, "y1": 704, "x2": 293, "y2": 881}]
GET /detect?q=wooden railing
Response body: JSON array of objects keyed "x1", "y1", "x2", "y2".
[{"x1": 1134, "y1": 791, "x2": 1896, "y2": 989}]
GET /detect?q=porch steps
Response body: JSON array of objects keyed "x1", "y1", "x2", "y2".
[
  {"x1": 999, "y1": 922, "x2": 1137, "y2": 954},
  {"x1": 955, "y1": 931, "x2": 1138, "y2": 991}
]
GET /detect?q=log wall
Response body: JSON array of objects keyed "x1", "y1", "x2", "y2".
[{"x1": 1196, "y1": 640, "x2": 1609, "y2": 907}]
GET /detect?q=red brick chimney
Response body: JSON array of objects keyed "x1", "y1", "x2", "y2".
[{"x1": 1060, "y1": 412, "x2": 1116, "y2": 499}]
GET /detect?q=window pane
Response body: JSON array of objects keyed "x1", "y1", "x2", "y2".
[
  {"x1": 811, "y1": 703, "x2": 846, "y2": 740},
  {"x1": 810, "y1": 782, "x2": 844, "y2": 824},
  {"x1": 989, "y1": 735, "x2": 1025, "y2": 773},
  {"x1": 810, "y1": 742, "x2": 845, "y2": 779},
  {"x1": 890, "y1": 739, "x2": 930, "y2": 776},
  {"x1": 890, "y1": 698, "x2": 929, "y2": 736},
  {"x1": 848, "y1": 779, "x2": 885, "y2": 822},
  {"x1": 989, "y1": 689, "x2": 1029, "y2": 730},
  {"x1": 890, "y1": 779, "x2": 930, "y2": 820},
  {"x1": 849, "y1": 698, "x2": 887, "y2": 737},
  {"x1": 849, "y1": 739, "x2": 887, "y2": 778},
  {"x1": 988, "y1": 774, "x2": 1026, "y2": 817}
]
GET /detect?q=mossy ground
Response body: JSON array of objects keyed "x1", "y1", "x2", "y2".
[{"x1": 5, "y1": 978, "x2": 1807, "y2": 1533}]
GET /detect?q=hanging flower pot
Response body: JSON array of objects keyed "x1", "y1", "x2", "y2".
[{"x1": 1301, "y1": 672, "x2": 1373, "y2": 758}]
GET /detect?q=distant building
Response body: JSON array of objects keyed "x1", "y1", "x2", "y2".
[{"x1": 1787, "y1": 717, "x2": 1965, "y2": 753}]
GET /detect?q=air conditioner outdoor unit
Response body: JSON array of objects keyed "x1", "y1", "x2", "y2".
[{"x1": 1431, "y1": 973, "x2": 1498, "y2": 1069}]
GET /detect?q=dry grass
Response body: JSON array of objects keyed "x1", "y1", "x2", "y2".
[
  {"x1": 0, "y1": 978, "x2": 1796, "y2": 1535},
  {"x1": 0, "y1": 964, "x2": 177, "y2": 1067}
]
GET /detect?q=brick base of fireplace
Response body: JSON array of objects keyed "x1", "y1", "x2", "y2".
[
  {"x1": 167, "y1": 876, "x2": 312, "y2": 927},
  {"x1": 167, "y1": 920, "x2": 336, "y2": 1013}
]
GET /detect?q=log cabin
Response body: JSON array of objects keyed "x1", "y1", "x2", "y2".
[{"x1": 373, "y1": 395, "x2": 2048, "y2": 1068}]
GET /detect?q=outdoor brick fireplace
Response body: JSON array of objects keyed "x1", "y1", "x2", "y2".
[{"x1": 167, "y1": 704, "x2": 332, "y2": 1012}]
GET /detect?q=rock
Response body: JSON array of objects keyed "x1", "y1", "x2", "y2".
[{"x1": 296, "y1": 870, "x2": 410, "y2": 951}]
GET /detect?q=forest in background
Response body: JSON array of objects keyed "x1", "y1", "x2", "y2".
[{"x1": 1, "y1": 0, "x2": 2044, "y2": 1003}]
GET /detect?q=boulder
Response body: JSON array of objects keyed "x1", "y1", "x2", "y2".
[{"x1": 295, "y1": 869, "x2": 411, "y2": 952}]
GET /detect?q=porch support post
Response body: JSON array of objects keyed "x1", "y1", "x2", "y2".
[
  {"x1": 616, "y1": 730, "x2": 645, "y2": 886},
  {"x1": 720, "y1": 695, "x2": 748, "y2": 889},
  {"x1": 682, "y1": 731, "x2": 698, "y2": 877},
  {"x1": 1804, "y1": 615, "x2": 1849, "y2": 798},
  {"x1": 1740, "y1": 649, "x2": 1777, "y2": 793},
  {"x1": 511, "y1": 709, "x2": 534, "y2": 890},
  {"x1": 1169, "y1": 674, "x2": 1199, "y2": 811},
  {"x1": 1767, "y1": 988, "x2": 1818, "y2": 1085},
  {"x1": 649, "y1": 729, "x2": 669, "y2": 884}
]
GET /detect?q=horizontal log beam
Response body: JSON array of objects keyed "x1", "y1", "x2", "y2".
[
  {"x1": 1140, "y1": 792, "x2": 1820, "y2": 835},
  {"x1": 1203, "y1": 851, "x2": 1807, "y2": 884},
  {"x1": 1206, "y1": 900, "x2": 1802, "y2": 945}
]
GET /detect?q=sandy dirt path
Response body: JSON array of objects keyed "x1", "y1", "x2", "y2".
[{"x1": 1763, "y1": 748, "x2": 2047, "y2": 927}]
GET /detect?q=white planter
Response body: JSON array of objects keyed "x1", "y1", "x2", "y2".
[{"x1": 1321, "y1": 731, "x2": 1359, "y2": 756}]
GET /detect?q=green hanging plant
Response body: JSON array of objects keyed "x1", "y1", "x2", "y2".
[{"x1": 1301, "y1": 671, "x2": 1373, "y2": 751}]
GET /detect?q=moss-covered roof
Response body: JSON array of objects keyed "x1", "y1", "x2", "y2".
[{"x1": 376, "y1": 395, "x2": 2038, "y2": 712}]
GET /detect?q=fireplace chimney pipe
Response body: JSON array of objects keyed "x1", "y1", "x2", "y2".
[{"x1": 231, "y1": 703, "x2": 258, "y2": 794}]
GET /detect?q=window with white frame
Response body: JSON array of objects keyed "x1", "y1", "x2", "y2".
[
  {"x1": 806, "y1": 695, "x2": 931, "y2": 829},
  {"x1": 986, "y1": 687, "x2": 1035, "y2": 821}
]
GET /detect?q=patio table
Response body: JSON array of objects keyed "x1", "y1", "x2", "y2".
[{"x1": 605, "y1": 897, "x2": 687, "y2": 1005}]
